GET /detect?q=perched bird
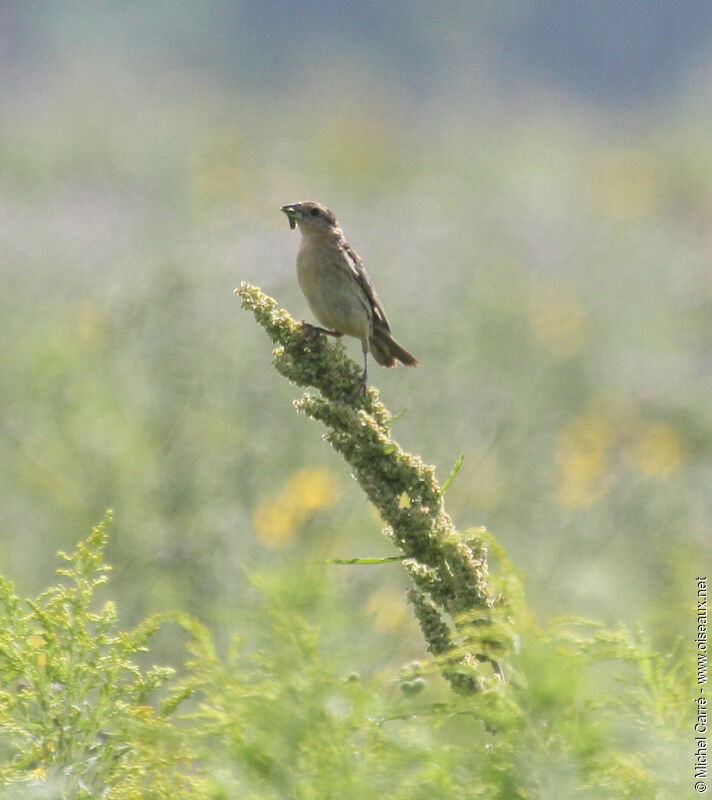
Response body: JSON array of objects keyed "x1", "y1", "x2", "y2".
[{"x1": 281, "y1": 200, "x2": 417, "y2": 395}]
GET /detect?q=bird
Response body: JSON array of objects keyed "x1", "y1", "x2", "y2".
[{"x1": 280, "y1": 201, "x2": 417, "y2": 396}]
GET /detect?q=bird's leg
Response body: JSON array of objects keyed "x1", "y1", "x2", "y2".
[
  {"x1": 300, "y1": 321, "x2": 343, "y2": 339},
  {"x1": 358, "y1": 340, "x2": 369, "y2": 396},
  {"x1": 362, "y1": 345, "x2": 369, "y2": 393},
  {"x1": 346, "y1": 341, "x2": 369, "y2": 402}
]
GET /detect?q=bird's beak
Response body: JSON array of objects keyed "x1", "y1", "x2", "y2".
[{"x1": 280, "y1": 204, "x2": 302, "y2": 230}]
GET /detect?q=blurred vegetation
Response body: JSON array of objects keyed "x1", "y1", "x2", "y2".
[
  {"x1": 2, "y1": 90, "x2": 710, "y2": 635},
  {"x1": 0, "y1": 517, "x2": 689, "y2": 797},
  {"x1": 0, "y1": 1, "x2": 710, "y2": 795}
]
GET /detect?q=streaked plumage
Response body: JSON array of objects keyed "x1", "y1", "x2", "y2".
[{"x1": 281, "y1": 201, "x2": 417, "y2": 394}]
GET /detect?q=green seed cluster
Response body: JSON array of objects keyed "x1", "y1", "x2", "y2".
[{"x1": 237, "y1": 282, "x2": 507, "y2": 692}]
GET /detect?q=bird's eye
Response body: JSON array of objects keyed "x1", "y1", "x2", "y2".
[{"x1": 310, "y1": 207, "x2": 320, "y2": 216}]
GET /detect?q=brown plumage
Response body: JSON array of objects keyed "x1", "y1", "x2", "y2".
[{"x1": 280, "y1": 201, "x2": 417, "y2": 394}]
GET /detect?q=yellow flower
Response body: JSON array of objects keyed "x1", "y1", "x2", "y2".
[
  {"x1": 28, "y1": 633, "x2": 47, "y2": 667},
  {"x1": 131, "y1": 705, "x2": 156, "y2": 722},
  {"x1": 31, "y1": 767, "x2": 47, "y2": 783},
  {"x1": 285, "y1": 467, "x2": 341, "y2": 514},
  {"x1": 253, "y1": 502, "x2": 298, "y2": 549},
  {"x1": 628, "y1": 421, "x2": 683, "y2": 476},
  {"x1": 555, "y1": 412, "x2": 614, "y2": 507},
  {"x1": 253, "y1": 467, "x2": 342, "y2": 549},
  {"x1": 555, "y1": 395, "x2": 684, "y2": 506},
  {"x1": 557, "y1": 414, "x2": 612, "y2": 479}
]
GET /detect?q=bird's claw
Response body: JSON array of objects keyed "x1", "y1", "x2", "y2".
[
  {"x1": 345, "y1": 371, "x2": 368, "y2": 404},
  {"x1": 300, "y1": 321, "x2": 342, "y2": 339}
]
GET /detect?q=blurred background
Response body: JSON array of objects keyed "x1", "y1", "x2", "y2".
[{"x1": 1, "y1": 1, "x2": 711, "y2": 667}]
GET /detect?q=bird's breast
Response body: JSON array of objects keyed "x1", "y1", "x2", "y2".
[{"x1": 296, "y1": 239, "x2": 370, "y2": 339}]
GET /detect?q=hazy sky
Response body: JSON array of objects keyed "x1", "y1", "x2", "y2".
[{"x1": 2, "y1": 1, "x2": 712, "y2": 109}]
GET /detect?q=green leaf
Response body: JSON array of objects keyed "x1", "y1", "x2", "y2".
[
  {"x1": 441, "y1": 453, "x2": 465, "y2": 494},
  {"x1": 390, "y1": 407, "x2": 408, "y2": 423},
  {"x1": 326, "y1": 555, "x2": 405, "y2": 565}
]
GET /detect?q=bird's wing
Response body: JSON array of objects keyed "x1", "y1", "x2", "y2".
[{"x1": 342, "y1": 243, "x2": 391, "y2": 331}]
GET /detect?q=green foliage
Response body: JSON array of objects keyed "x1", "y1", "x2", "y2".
[
  {"x1": 0, "y1": 521, "x2": 688, "y2": 798},
  {"x1": 0, "y1": 514, "x2": 202, "y2": 799}
]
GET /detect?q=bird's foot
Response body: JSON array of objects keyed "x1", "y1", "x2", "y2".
[
  {"x1": 346, "y1": 370, "x2": 368, "y2": 404},
  {"x1": 300, "y1": 321, "x2": 343, "y2": 339}
]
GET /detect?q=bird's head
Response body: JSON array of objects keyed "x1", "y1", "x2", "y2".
[{"x1": 280, "y1": 201, "x2": 338, "y2": 234}]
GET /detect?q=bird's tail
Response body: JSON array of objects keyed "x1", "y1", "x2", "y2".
[{"x1": 369, "y1": 325, "x2": 418, "y2": 368}]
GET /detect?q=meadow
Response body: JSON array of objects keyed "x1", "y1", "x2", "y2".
[{"x1": 0, "y1": 7, "x2": 709, "y2": 795}]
